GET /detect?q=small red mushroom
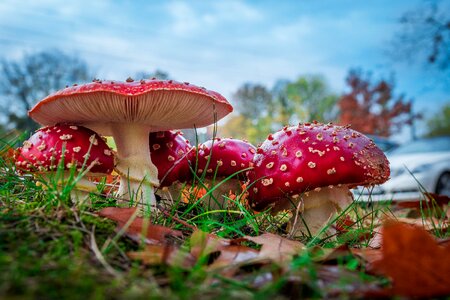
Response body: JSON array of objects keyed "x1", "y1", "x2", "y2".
[
  {"x1": 149, "y1": 130, "x2": 193, "y2": 201},
  {"x1": 194, "y1": 137, "x2": 256, "y2": 209},
  {"x1": 15, "y1": 124, "x2": 115, "y2": 202},
  {"x1": 247, "y1": 122, "x2": 390, "y2": 236}
]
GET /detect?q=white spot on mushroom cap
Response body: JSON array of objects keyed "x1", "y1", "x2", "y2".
[
  {"x1": 261, "y1": 178, "x2": 273, "y2": 186},
  {"x1": 59, "y1": 134, "x2": 73, "y2": 141},
  {"x1": 89, "y1": 135, "x2": 98, "y2": 146}
]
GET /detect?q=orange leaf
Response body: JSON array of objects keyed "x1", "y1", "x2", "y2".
[
  {"x1": 372, "y1": 221, "x2": 450, "y2": 297},
  {"x1": 0, "y1": 147, "x2": 16, "y2": 164},
  {"x1": 98, "y1": 207, "x2": 182, "y2": 244}
]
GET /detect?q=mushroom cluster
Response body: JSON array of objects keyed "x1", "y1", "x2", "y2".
[
  {"x1": 27, "y1": 79, "x2": 233, "y2": 208},
  {"x1": 13, "y1": 74, "x2": 390, "y2": 240},
  {"x1": 247, "y1": 122, "x2": 390, "y2": 236}
]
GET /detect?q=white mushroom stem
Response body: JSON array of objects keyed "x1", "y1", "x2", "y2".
[
  {"x1": 111, "y1": 124, "x2": 159, "y2": 208},
  {"x1": 288, "y1": 186, "x2": 354, "y2": 237},
  {"x1": 201, "y1": 178, "x2": 242, "y2": 210},
  {"x1": 37, "y1": 171, "x2": 97, "y2": 204}
]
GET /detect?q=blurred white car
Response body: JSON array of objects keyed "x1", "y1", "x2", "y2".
[{"x1": 354, "y1": 136, "x2": 450, "y2": 202}]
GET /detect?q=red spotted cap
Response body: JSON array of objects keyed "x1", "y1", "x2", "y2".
[
  {"x1": 247, "y1": 123, "x2": 390, "y2": 210},
  {"x1": 28, "y1": 79, "x2": 233, "y2": 136},
  {"x1": 149, "y1": 130, "x2": 193, "y2": 187},
  {"x1": 195, "y1": 138, "x2": 256, "y2": 179},
  {"x1": 15, "y1": 124, "x2": 114, "y2": 174}
]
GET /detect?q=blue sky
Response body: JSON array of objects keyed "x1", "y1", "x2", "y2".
[{"x1": 0, "y1": 0, "x2": 448, "y2": 141}]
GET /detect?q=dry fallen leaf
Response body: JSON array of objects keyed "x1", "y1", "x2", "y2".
[
  {"x1": 244, "y1": 233, "x2": 305, "y2": 265},
  {"x1": 98, "y1": 207, "x2": 183, "y2": 244},
  {"x1": 208, "y1": 245, "x2": 260, "y2": 273},
  {"x1": 189, "y1": 230, "x2": 232, "y2": 258},
  {"x1": 371, "y1": 221, "x2": 450, "y2": 298},
  {"x1": 128, "y1": 244, "x2": 196, "y2": 268},
  {"x1": 394, "y1": 216, "x2": 448, "y2": 231},
  {"x1": 351, "y1": 248, "x2": 383, "y2": 267}
]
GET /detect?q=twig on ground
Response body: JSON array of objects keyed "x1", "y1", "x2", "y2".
[
  {"x1": 156, "y1": 203, "x2": 197, "y2": 231},
  {"x1": 89, "y1": 225, "x2": 122, "y2": 278}
]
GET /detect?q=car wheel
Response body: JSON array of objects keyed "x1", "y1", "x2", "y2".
[{"x1": 435, "y1": 172, "x2": 450, "y2": 197}]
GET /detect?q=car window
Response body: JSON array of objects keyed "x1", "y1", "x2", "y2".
[{"x1": 390, "y1": 137, "x2": 450, "y2": 154}]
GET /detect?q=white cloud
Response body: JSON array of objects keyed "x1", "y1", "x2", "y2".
[
  {"x1": 212, "y1": 1, "x2": 263, "y2": 22},
  {"x1": 166, "y1": 2, "x2": 200, "y2": 35},
  {"x1": 165, "y1": 0, "x2": 263, "y2": 35},
  {"x1": 269, "y1": 18, "x2": 313, "y2": 43}
]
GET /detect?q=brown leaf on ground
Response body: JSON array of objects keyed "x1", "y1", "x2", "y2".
[
  {"x1": 208, "y1": 245, "x2": 260, "y2": 272},
  {"x1": 351, "y1": 248, "x2": 383, "y2": 266},
  {"x1": 189, "y1": 230, "x2": 231, "y2": 258},
  {"x1": 311, "y1": 244, "x2": 353, "y2": 264},
  {"x1": 128, "y1": 245, "x2": 196, "y2": 268},
  {"x1": 189, "y1": 230, "x2": 259, "y2": 271},
  {"x1": 98, "y1": 207, "x2": 183, "y2": 244},
  {"x1": 366, "y1": 228, "x2": 383, "y2": 248},
  {"x1": 371, "y1": 221, "x2": 450, "y2": 298},
  {"x1": 244, "y1": 233, "x2": 305, "y2": 265},
  {"x1": 394, "y1": 216, "x2": 448, "y2": 231}
]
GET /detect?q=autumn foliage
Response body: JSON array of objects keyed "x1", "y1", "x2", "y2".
[
  {"x1": 338, "y1": 69, "x2": 418, "y2": 137},
  {"x1": 98, "y1": 207, "x2": 450, "y2": 298}
]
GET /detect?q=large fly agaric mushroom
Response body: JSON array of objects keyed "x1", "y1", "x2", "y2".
[
  {"x1": 28, "y1": 79, "x2": 232, "y2": 208},
  {"x1": 247, "y1": 122, "x2": 390, "y2": 236},
  {"x1": 149, "y1": 130, "x2": 193, "y2": 201},
  {"x1": 194, "y1": 138, "x2": 256, "y2": 209},
  {"x1": 15, "y1": 124, "x2": 114, "y2": 202}
]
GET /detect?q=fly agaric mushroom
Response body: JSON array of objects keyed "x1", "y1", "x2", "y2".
[
  {"x1": 194, "y1": 138, "x2": 256, "y2": 209},
  {"x1": 247, "y1": 122, "x2": 390, "y2": 237},
  {"x1": 15, "y1": 124, "x2": 114, "y2": 202},
  {"x1": 149, "y1": 130, "x2": 193, "y2": 201},
  {"x1": 28, "y1": 79, "x2": 232, "y2": 208}
]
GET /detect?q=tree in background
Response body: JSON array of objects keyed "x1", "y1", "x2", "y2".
[
  {"x1": 284, "y1": 75, "x2": 338, "y2": 123},
  {"x1": 219, "y1": 83, "x2": 274, "y2": 143},
  {"x1": 390, "y1": 0, "x2": 450, "y2": 108},
  {"x1": 0, "y1": 50, "x2": 92, "y2": 132},
  {"x1": 338, "y1": 69, "x2": 419, "y2": 137},
  {"x1": 220, "y1": 75, "x2": 337, "y2": 144},
  {"x1": 391, "y1": 0, "x2": 449, "y2": 74},
  {"x1": 426, "y1": 103, "x2": 450, "y2": 137}
]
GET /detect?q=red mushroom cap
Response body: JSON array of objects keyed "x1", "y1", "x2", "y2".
[
  {"x1": 28, "y1": 79, "x2": 233, "y2": 135},
  {"x1": 195, "y1": 138, "x2": 256, "y2": 179},
  {"x1": 149, "y1": 130, "x2": 193, "y2": 187},
  {"x1": 247, "y1": 123, "x2": 390, "y2": 210},
  {"x1": 15, "y1": 124, "x2": 114, "y2": 174}
]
